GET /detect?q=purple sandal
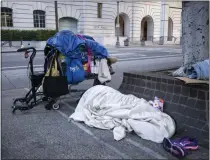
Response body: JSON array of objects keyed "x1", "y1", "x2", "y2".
[{"x1": 163, "y1": 138, "x2": 186, "y2": 158}]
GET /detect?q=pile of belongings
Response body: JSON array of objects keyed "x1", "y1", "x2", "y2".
[
  {"x1": 44, "y1": 30, "x2": 113, "y2": 84},
  {"x1": 173, "y1": 59, "x2": 209, "y2": 80},
  {"x1": 46, "y1": 30, "x2": 108, "y2": 59}
]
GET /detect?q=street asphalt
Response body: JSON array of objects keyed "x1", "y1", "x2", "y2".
[
  {"x1": 2, "y1": 47, "x2": 182, "y2": 69},
  {"x1": 1, "y1": 46, "x2": 209, "y2": 159}
]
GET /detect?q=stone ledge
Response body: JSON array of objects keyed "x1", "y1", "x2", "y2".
[{"x1": 119, "y1": 71, "x2": 209, "y2": 149}]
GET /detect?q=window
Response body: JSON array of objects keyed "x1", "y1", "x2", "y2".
[
  {"x1": 97, "y1": 3, "x2": 102, "y2": 18},
  {"x1": 33, "y1": 10, "x2": 45, "y2": 28},
  {"x1": 1, "y1": 7, "x2": 13, "y2": 27}
]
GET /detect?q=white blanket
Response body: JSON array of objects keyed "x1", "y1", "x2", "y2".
[{"x1": 69, "y1": 85, "x2": 176, "y2": 143}]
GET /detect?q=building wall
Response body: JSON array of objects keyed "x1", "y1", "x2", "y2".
[
  {"x1": 132, "y1": 1, "x2": 161, "y2": 42},
  {"x1": 1, "y1": 0, "x2": 182, "y2": 46},
  {"x1": 1, "y1": 1, "x2": 55, "y2": 30}
]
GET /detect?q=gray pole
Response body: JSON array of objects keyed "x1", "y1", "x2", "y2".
[
  {"x1": 116, "y1": 1, "x2": 120, "y2": 47},
  {"x1": 55, "y1": 1, "x2": 58, "y2": 31},
  {"x1": 160, "y1": 0, "x2": 164, "y2": 45}
]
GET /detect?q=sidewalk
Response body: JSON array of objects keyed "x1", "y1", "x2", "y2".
[
  {"x1": 1, "y1": 44, "x2": 181, "y2": 53},
  {"x1": 2, "y1": 53, "x2": 208, "y2": 159},
  {"x1": 2, "y1": 73, "x2": 208, "y2": 159}
]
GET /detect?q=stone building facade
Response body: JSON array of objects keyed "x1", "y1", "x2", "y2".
[{"x1": 1, "y1": 0, "x2": 182, "y2": 46}]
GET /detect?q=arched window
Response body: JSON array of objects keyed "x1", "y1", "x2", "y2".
[
  {"x1": 33, "y1": 10, "x2": 45, "y2": 28},
  {"x1": 1, "y1": 7, "x2": 13, "y2": 27}
]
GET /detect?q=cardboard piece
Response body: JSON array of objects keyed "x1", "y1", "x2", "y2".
[{"x1": 175, "y1": 77, "x2": 209, "y2": 85}]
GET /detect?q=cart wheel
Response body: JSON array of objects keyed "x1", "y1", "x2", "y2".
[
  {"x1": 52, "y1": 103, "x2": 60, "y2": 110},
  {"x1": 42, "y1": 96, "x2": 49, "y2": 101},
  {"x1": 93, "y1": 78, "x2": 106, "y2": 86},
  {"x1": 45, "y1": 102, "x2": 52, "y2": 110}
]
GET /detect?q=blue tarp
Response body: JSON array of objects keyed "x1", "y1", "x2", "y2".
[
  {"x1": 85, "y1": 39, "x2": 108, "y2": 58},
  {"x1": 80, "y1": 35, "x2": 95, "y2": 41},
  {"x1": 46, "y1": 30, "x2": 109, "y2": 59},
  {"x1": 46, "y1": 30, "x2": 85, "y2": 58},
  {"x1": 186, "y1": 59, "x2": 209, "y2": 80}
]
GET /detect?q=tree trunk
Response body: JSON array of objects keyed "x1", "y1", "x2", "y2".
[
  {"x1": 173, "y1": 1, "x2": 209, "y2": 76},
  {"x1": 182, "y1": 1, "x2": 209, "y2": 67}
]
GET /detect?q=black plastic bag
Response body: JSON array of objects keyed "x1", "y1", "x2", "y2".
[{"x1": 43, "y1": 53, "x2": 69, "y2": 98}]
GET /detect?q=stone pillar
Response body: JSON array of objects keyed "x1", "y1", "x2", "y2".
[
  {"x1": 182, "y1": 1, "x2": 209, "y2": 67},
  {"x1": 160, "y1": 0, "x2": 169, "y2": 44}
]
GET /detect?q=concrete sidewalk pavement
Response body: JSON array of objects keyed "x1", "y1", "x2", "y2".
[
  {"x1": 2, "y1": 88, "x2": 174, "y2": 159},
  {"x1": 2, "y1": 54, "x2": 208, "y2": 159},
  {"x1": 2, "y1": 80, "x2": 208, "y2": 159}
]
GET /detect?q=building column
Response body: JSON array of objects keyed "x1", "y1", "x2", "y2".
[{"x1": 160, "y1": 0, "x2": 169, "y2": 44}]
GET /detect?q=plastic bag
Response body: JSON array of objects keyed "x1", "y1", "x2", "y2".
[
  {"x1": 65, "y1": 57, "x2": 85, "y2": 84},
  {"x1": 149, "y1": 97, "x2": 164, "y2": 112}
]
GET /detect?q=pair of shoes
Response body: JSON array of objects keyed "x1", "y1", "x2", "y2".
[
  {"x1": 171, "y1": 137, "x2": 198, "y2": 150},
  {"x1": 163, "y1": 137, "x2": 198, "y2": 158},
  {"x1": 163, "y1": 138, "x2": 185, "y2": 158}
]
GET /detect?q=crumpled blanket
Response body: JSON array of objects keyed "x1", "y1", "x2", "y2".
[
  {"x1": 186, "y1": 59, "x2": 209, "y2": 80},
  {"x1": 69, "y1": 85, "x2": 176, "y2": 143}
]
